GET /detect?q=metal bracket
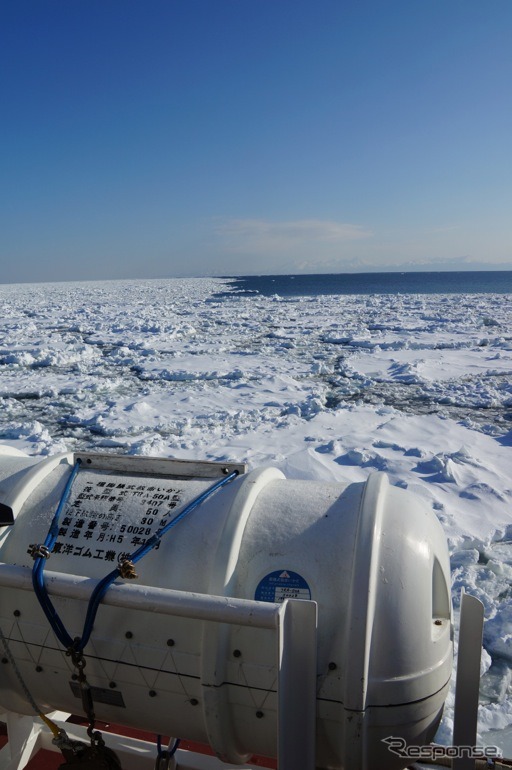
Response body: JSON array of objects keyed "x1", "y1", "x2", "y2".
[{"x1": 73, "y1": 453, "x2": 247, "y2": 479}]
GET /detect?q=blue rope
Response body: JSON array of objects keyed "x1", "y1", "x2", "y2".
[
  {"x1": 156, "y1": 735, "x2": 180, "y2": 757},
  {"x1": 31, "y1": 461, "x2": 239, "y2": 653},
  {"x1": 156, "y1": 734, "x2": 180, "y2": 766},
  {"x1": 78, "y1": 470, "x2": 238, "y2": 651},
  {"x1": 32, "y1": 459, "x2": 83, "y2": 649}
]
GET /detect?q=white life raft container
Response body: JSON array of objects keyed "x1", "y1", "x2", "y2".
[{"x1": 0, "y1": 451, "x2": 452, "y2": 769}]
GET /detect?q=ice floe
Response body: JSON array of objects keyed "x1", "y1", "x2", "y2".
[{"x1": 0, "y1": 276, "x2": 511, "y2": 750}]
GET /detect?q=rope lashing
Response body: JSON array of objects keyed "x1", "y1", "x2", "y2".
[
  {"x1": 155, "y1": 735, "x2": 180, "y2": 769},
  {"x1": 31, "y1": 459, "x2": 83, "y2": 649},
  {"x1": 77, "y1": 468, "x2": 239, "y2": 652},
  {"x1": 118, "y1": 559, "x2": 138, "y2": 579},
  {"x1": 30, "y1": 459, "x2": 239, "y2": 653},
  {"x1": 27, "y1": 544, "x2": 51, "y2": 559},
  {"x1": 0, "y1": 625, "x2": 62, "y2": 738}
]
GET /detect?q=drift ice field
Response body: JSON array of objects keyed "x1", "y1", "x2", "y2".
[{"x1": 0, "y1": 277, "x2": 511, "y2": 748}]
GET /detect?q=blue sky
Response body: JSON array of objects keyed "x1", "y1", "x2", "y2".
[{"x1": 1, "y1": 0, "x2": 511, "y2": 282}]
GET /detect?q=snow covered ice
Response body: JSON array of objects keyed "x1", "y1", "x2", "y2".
[{"x1": 0, "y1": 277, "x2": 511, "y2": 750}]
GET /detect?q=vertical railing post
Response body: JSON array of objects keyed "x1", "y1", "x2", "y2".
[
  {"x1": 453, "y1": 592, "x2": 484, "y2": 770},
  {"x1": 277, "y1": 599, "x2": 317, "y2": 770}
]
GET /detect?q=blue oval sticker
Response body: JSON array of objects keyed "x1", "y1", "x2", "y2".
[{"x1": 255, "y1": 570, "x2": 311, "y2": 603}]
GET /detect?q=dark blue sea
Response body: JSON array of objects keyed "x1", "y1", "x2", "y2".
[{"x1": 222, "y1": 270, "x2": 512, "y2": 297}]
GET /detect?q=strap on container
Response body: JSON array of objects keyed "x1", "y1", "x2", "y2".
[{"x1": 30, "y1": 460, "x2": 239, "y2": 652}]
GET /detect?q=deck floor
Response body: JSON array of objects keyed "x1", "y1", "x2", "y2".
[{"x1": 0, "y1": 718, "x2": 277, "y2": 769}]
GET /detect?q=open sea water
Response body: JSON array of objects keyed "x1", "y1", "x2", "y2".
[{"x1": 224, "y1": 270, "x2": 512, "y2": 297}]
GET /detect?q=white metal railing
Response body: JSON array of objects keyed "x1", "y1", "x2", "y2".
[{"x1": 0, "y1": 563, "x2": 317, "y2": 770}]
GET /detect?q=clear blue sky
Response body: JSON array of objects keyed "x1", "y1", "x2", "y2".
[{"x1": 1, "y1": 0, "x2": 511, "y2": 282}]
